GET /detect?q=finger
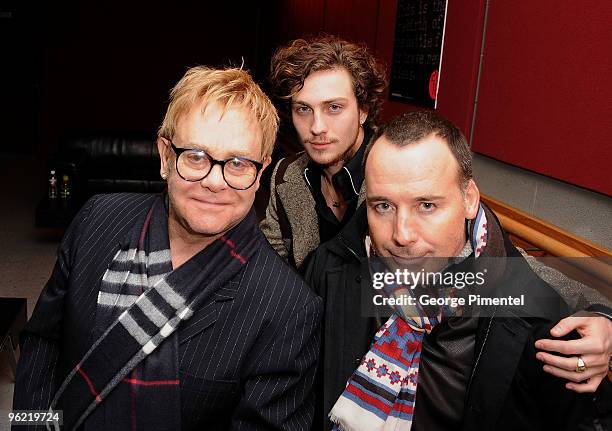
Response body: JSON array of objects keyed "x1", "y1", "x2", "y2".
[
  {"x1": 542, "y1": 362, "x2": 608, "y2": 380},
  {"x1": 536, "y1": 352, "x2": 607, "y2": 370},
  {"x1": 550, "y1": 316, "x2": 582, "y2": 337},
  {"x1": 542, "y1": 364, "x2": 606, "y2": 383},
  {"x1": 535, "y1": 338, "x2": 599, "y2": 355},
  {"x1": 536, "y1": 352, "x2": 584, "y2": 371},
  {"x1": 540, "y1": 360, "x2": 609, "y2": 380},
  {"x1": 566, "y1": 376, "x2": 605, "y2": 394}
]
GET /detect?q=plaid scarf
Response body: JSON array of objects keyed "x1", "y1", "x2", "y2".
[
  {"x1": 47, "y1": 194, "x2": 261, "y2": 431},
  {"x1": 329, "y1": 205, "x2": 490, "y2": 431}
]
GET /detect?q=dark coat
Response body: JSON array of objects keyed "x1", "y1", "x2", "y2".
[
  {"x1": 305, "y1": 204, "x2": 608, "y2": 431},
  {"x1": 13, "y1": 193, "x2": 322, "y2": 430}
]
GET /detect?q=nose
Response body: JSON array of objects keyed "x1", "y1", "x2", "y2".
[
  {"x1": 310, "y1": 110, "x2": 328, "y2": 135},
  {"x1": 200, "y1": 163, "x2": 228, "y2": 192},
  {"x1": 392, "y1": 211, "x2": 418, "y2": 246}
]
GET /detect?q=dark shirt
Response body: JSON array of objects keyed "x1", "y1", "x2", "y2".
[
  {"x1": 303, "y1": 128, "x2": 371, "y2": 244},
  {"x1": 413, "y1": 317, "x2": 477, "y2": 431}
]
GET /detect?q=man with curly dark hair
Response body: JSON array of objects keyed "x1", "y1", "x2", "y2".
[{"x1": 261, "y1": 35, "x2": 388, "y2": 271}]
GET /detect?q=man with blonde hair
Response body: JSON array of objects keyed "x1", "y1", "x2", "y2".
[{"x1": 14, "y1": 66, "x2": 322, "y2": 430}]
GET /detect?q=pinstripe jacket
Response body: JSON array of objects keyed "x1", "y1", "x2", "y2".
[{"x1": 13, "y1": 193, "x2": 322, "y2": 430}]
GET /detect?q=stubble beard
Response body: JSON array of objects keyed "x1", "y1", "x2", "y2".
[{"x1": 306, "y1": 125, "x2": 363, "y2": 170}]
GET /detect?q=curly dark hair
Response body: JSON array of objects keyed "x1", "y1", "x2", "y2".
[{"x1": 269, "y1": 35, "x2": 388, "y2": 128}]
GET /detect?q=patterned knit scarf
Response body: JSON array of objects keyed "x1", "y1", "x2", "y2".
[
  {"x1": 47, "y1": 194, "x2": 261, "y2": 431},
  {"x1": 329, "y1": 205, "x2": 489, "y2": 431}
]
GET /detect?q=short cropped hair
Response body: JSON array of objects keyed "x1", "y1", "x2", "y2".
[
  {"x1": 269, "y1": 35, "x2": 387, "y2": 128},
  {"x1": 366, "y1": 111, "x2": 473, "y2": 189},
  {"x1": 158, "y1": 66, "x2": 279, "y2": 159}
]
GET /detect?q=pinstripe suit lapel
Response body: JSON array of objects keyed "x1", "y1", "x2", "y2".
[{"x1": 179, "y1": 285, "x2": 237, "y2": 344}]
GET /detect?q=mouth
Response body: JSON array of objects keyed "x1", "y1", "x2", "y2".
[
  {"x1": 391, "y1": 254, "x2": 427, "y2": 264},
  {"x1": 308, "y1": 141, "x2": 333, "y2": 150},
  {"x1": 191, "y1": 197, "x2": 231, "y2": 208},
  {"x1": 389, "y1": 253, "x2": 454, "y2": 274},
  {"x1": 388, "y1": 253, "x2": 433, "y2": 269}
]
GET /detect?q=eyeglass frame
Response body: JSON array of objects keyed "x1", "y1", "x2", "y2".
[{"x1": 164, "y1": 139, "x2": 264, "y2": 190}]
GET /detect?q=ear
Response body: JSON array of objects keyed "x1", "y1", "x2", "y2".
[
  {"x1": 463, "y1": 179, "x2": 480, "y2": 220},
  {"x1": 253, "y1": 156, "x2": 273, "y2": 191},
  {"x1": 359, "y1": 107, "x2": 368, "y2": 126},
  {"x1": 261, "y1": 156, "x2": 272, "y2": 172},
  {"x1": 157, "y1": 137, "x2": 172, "y2": 176}
]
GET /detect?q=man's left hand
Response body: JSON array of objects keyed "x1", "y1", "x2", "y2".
[{"x1": 535, "y1": 315, "x2": 612, "y2": 393}]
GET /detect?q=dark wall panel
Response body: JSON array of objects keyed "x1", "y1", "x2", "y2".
[
  {"x1": 324, "y1": 0, "x2": 379, "y2": 48},
  {"x1": 272, "y1": 0, "x2": 326, "y2": 42},
  {"x1": 6, "y1": 2, "x2": 263, "y2": 158}
]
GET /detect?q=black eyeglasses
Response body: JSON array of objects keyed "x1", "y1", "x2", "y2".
[{"x1": 167, "y1": 141, "x2": 263, "y2": 190}]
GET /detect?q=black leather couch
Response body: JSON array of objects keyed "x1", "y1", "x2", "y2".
[{"x1": 36, "y1": 134, "x2": 166, "y2": 227}]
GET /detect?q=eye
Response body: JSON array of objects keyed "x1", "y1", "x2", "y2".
[
  {"x1": 419, "y1": 202, "x2": 436, "y2": 212},
  {"x1": 294, "y1": 105, "x2": 311, "y2": 115},
  {"x1": 184, "y1": 150, "x2": 207, "y2": 165},
  {"x1": 225, "y1": 158, "x2": 251, "y2": 172},
  {"x1": 328, "y1": 103, "x2": 342, "y2": 113},
  {"x1": 374, "y1": 202, "x2": 393, "y2": 213}
]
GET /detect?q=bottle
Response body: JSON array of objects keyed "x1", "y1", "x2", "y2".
[
  {"x1": 48, "y1": 169, "x2": 58, "y2": 199},
  {"x1": 60, "y1": 174, "x2": 71, "y2": 199}
]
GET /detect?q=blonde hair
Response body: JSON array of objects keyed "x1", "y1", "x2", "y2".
[{"x1": 158, "y1": 66, "x2": 279, "y2": 158}]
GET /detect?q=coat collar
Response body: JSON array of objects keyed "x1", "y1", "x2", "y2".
[{"x1": 276, "y1": 152, "x2": 320, "y2": 268}]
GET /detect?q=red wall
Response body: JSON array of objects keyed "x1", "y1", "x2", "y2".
[
  {"x1": 271, "y1": 0, "x2": 611, "y2": 196},
  {"x1": 470, "y1": 0, "x2": 612, "y2": 196}
]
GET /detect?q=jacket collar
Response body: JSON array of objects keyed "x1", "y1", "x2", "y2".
[{"x1": 276, "y1": 152, "x2": 320, "y2": 268}]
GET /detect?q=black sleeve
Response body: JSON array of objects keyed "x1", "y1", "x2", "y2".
[
  {"x1": 12, "y1": 197, "x2": 96, "y2": 421},
  {"x1": 303, "y1": 247, "x2": 325, "y2": 297},
  {"x1": 586, "y1": 303, "x2": 612, "y2": 320}
]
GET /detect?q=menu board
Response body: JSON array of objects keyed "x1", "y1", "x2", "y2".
[{"x1": 389, "y1": 0, "x2": 448, "y2": 108}]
